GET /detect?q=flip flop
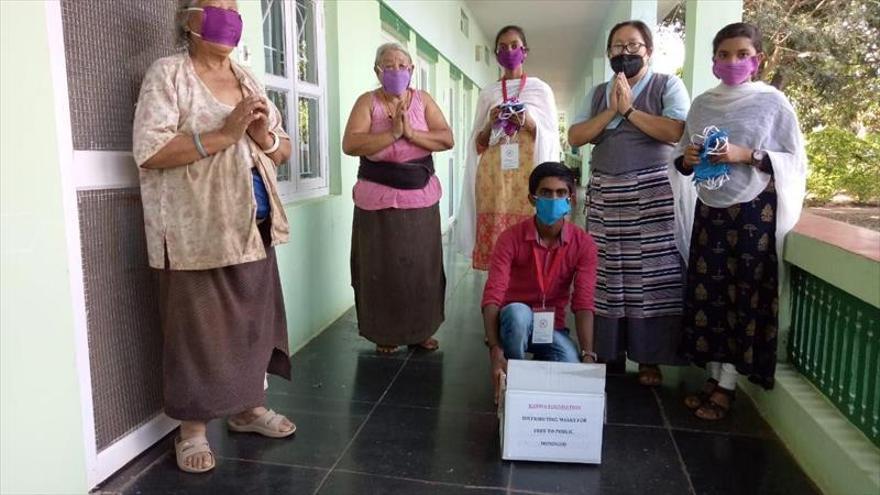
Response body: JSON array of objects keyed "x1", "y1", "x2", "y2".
[
  {"x1": 227, "y1": 409, "x2": 296, "y2": 438},
  {"x1": 174, "y1": 435, "x2": 215, "y2": 474}
]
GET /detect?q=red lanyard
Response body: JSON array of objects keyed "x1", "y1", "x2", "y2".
[
  {"x1": 532, "y1": 242, "x2": 566, "y2": 308},
  {"x1": 501, "y1": 73, "x2": 528, "y2": 102}
]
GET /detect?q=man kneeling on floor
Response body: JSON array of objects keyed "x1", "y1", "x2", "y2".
[{"x1": 482, "y1": 162, "x2": 599, "y2": 402}]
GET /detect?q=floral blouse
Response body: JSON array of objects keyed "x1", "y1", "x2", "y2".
[{"x1": 133, "y1": 53, "x2": 289, "y2": 270}]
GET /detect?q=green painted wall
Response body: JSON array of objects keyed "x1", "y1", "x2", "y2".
[
  {"x1": 681, "y1": 0, "x2": 743, "y2": 98},
  {"x1": 0, "y1": 2, "x2": 89, "y2": 494}
]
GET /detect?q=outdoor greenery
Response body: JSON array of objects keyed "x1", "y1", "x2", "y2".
[
  {"x1": 665, "y1": 0, "x2": 880, "y2": 203},
  {"x1": 806, "y1": 127, "x2": 880, "y2": 203}
]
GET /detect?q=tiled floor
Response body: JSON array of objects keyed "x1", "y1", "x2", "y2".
[{"x1": 95, "y1": 236, "x2": 820, "y2": 495}]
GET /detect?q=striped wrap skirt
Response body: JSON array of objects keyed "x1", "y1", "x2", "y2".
[{"x1": 586, "y1": 164, "x2": 685, "y2": 365}]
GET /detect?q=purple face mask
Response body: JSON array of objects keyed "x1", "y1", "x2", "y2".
[
  {"x1": 496, "y1": 47, "x2": 525, "y2": 70},
  {"x1": 187, "y1": 6, "x2": 243, "y2": 47},
  {"x1": 712, "y1": 56, "x2": 759, "y2": 86},
  {"x1": 379, "y1": 68, "x2": 411, "y2": 96}
]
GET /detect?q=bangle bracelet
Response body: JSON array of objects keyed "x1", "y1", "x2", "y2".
[
  {"x1": 193, "y1": 132, "x2": 208, "y2": 158},
  {"x1": 262, "y1": 130, "x2": 280, "y2": 154},
  {"x1": 623, "y1": 107, "x2": 635, "y2": 120}
]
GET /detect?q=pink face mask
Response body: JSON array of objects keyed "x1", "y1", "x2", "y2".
[
  {"x1": 712, "y1": 56, "x2": 759, "y2": 86},
  {"x1": 186, "y1": 6, "x2": 243, "y2": 47}
]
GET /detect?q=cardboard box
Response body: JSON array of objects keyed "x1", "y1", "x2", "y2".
[{"x1": 499, "y1": 360, "x2": 606, "y2": 464}]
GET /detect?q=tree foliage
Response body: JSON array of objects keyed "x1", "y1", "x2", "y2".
[
  {"x1": 744, "y1": 0, "x2": 880, "y2": 133},
  {"x1": 805, "y1": 127, "x2": 880, "y2": 202}
]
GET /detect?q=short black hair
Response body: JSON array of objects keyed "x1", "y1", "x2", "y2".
[
  {"x1": 606, "y1": 20, "x2": 654, "y2": 53},
  {"x1": 529, "y1": 162, "x2": 575, "y2": 196},
  {"x1": 712, "y1": 22, "x2": 763, "y2": 55},
  {"x1": 494, "y1": 25, "x2": 528, "y2": 53}
]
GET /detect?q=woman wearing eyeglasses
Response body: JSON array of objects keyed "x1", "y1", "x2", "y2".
[
  {"x1": 342, "y1": 42, "x2": 454, "y2": 355},
  {"x1": 569, "y1": 20, "x2": 692, "y2": 387}
]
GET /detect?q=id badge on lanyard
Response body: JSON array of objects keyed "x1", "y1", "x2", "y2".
[
  {"x1": 531, "y1": 243, "x2": 565, "y2": 345},
  {"x1": 499, "y1": 74, "x2": 527, "y2": 171}
]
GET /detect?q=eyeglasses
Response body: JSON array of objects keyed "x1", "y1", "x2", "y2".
[{"x1": 610, "y1": 42, "x2": 646, "y2": 55}]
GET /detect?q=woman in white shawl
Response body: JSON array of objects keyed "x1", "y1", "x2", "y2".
[
  {"x1": 455, "y1": 25, "x2": 560, "y2": 270},
  {"x1": 675, "y1": 23, "x2": 807, "y2": 420}
]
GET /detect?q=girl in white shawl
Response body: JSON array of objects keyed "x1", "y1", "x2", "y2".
[
  {"x1": 675, "y1": 23, "x2": 807, "y2": 420},
  {"x1": 455, "y1": 25, "x2": 560, "y2": 270}
]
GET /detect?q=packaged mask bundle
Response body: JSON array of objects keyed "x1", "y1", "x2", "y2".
[
  {"x1": 691, "y1": 125, "x2": 731, "y2": 190},
  {"x1": 489, "y1": 101, "x2": 526, "y2": 146}
]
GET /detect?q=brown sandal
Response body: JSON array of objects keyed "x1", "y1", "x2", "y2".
[
  {"x1": 695, "y1": 387, "x2": 735, "y2": 421},
  {"x1": 638, "y1": 364, "x2": 663, "y2": 386},
  {"x1": 684, "y1": 378, "x2": 719, "y2": 410}
]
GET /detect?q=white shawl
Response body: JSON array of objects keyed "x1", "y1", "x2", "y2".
[
  {"x1": 454, "y1": 76, "x2": 561, "y2": 256},
  {"x1": 675, "y1": 81, "x2": 808, "y2": 297}
]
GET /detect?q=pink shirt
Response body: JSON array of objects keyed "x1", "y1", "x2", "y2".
[
  {"x1": 352, "y1": 90, "x2": 442, "y2": 210},
  {"x1": 482, "y1": 219, "x2": 598, "y2": 329}
]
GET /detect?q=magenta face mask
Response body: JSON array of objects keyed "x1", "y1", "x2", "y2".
[
  {"x1": 712, "y1": 56, "x2": 759, "y2": 85},
  {"x1": 186, "y1": 6, "x2": 243, "y2": 47},
  {"x1": 496, "y1": 47, "x2": 525, "y2": 70},
  {"x1": 379, "y1": 68, "x2": 411, "y2": 96}
]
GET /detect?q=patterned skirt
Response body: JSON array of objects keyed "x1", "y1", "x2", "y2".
[
  {"x1": 587, "y1": 165, "x2": 684, "y2": 364},
  {"x1": 587, "y1": 165, "x2": 683, "y2": 318},
  {"x1": 472, "y1": 130, "x2": 536, "y2": 270},
  {"x1": 680, "y1": 182, "x2": 779, "y2": 389}
]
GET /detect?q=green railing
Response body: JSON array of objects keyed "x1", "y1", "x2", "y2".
[{"x1": 789, "y1": 266, "x2": 880, "y2": 447}]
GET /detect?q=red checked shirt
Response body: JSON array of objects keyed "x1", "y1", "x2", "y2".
[{"x1": 481, "y1": 218, "x2": 598, "y2": 329}]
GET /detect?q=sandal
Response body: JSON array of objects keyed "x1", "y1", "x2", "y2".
[
  {"x1": 637, "y1": 364, "x2": 663, "y2": 387},
  {"x1": 376, "y1": 345, "x2": 399, "y2": 354},
  {"x1": 408, "y1": 338, "x2": 439, "y2": 352},
  {"x1": 174, "y1": 435, "x2": 215, "y2": 474},
  {"x1": 227, "y1": 409, "x2": 296, "y2": 438},
  {"x1": 695, "y1": 387, "x2": 735, "y2": 421},
  {"x1": 684, "y1": 378, "x2": 719, "y2": 410}
]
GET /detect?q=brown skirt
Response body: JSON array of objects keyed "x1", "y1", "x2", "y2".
[
  {"x1": 351, "y1": 204, "x2": 445, "y2": 346},
  {"x1": 157, "y1": 222, "x2": 291, "y2": 421}
]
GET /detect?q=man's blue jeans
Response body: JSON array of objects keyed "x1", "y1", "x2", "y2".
[{"x1": 499, "y1": 303, "x2": 580, "y2": 363}]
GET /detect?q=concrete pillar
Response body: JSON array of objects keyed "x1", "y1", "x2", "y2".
[{"x1": 682, "y1": 0, "x2": 743, "y2": 98}]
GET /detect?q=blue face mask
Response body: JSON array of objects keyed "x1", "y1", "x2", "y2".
[{"x1": 535, "y1": 197, "x2": 571, "y2": 226}]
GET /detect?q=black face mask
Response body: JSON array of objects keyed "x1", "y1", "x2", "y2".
[{"x1": 610, "y1": 54, "x2": 644, "y2": 78}]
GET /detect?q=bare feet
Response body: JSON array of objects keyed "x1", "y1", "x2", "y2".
[{"x1": 411, "y1": 337, "x2": 439, "y2": 351}]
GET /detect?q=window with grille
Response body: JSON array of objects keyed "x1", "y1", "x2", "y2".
[{"x1": 261, "y1": 0, "x2": 329, "y2": 201}]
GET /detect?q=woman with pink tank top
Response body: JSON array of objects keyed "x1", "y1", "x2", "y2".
[{"x1": 342, "y1": 42, "x2": 454, "y2": 354}]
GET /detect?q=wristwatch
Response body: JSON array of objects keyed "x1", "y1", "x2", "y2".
[
  {"x1": 622, "y1": 107, "x2": 635, "y2": 120},
  {"x1": 580, "y1": 349, "x2": 598, "y2": 363},
  {"x1": 751, "y1": 149, "x2": 767, "y2": 166}
]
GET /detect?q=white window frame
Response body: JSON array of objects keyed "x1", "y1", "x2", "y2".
[
  {"x1": 415, "y1": 53, "x2": 434, "y2": 93},
  {"x1": 263, "y1": 0, "x2": 330, "y2": 203}
]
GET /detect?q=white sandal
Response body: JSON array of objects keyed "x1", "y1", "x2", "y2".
[
  {"x1": 174, "y1": 435, "x2": 215, "y2": 474},
  {"x1": 227, "y1": 409, "x2": 296, "y2": 438}
]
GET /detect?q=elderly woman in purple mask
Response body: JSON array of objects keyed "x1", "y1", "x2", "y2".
[
  {"x1": 133, "y1": 0, "x2": 296, "y2": 473},
  {"x1": 342, "y1": 42, "x2": 454, "y2": 355}
]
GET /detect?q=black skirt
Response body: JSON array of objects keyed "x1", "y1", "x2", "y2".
[{"x1": 680, "y1": 182, "x2": 779, "y2": 389}]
